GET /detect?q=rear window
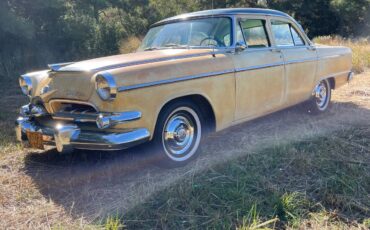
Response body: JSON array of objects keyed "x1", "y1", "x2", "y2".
[
  {"x1": 271, "y1": 20, "x2": 305, "y2": 46},
  {"x1": 239, "y1": 19, "x2": 270, "y2": 48}
]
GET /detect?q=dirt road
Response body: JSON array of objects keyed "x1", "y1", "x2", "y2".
[{"x1": 0, "y1": 71, "x2": 369, "y2": 229}]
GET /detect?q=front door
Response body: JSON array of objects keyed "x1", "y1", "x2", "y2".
[{"x1": 233, "y1": 16, "x2": 285, "y2": 121}]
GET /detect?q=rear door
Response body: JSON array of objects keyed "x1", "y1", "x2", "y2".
[
  {"x1": 269, "y1": 18, "x2": 318, "y2": 105},
  {"x1": 233, "y1": 16, "x2": 285, "y2": 121}
]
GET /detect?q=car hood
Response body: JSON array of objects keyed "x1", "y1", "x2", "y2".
[
  {"x1": 57, "y1": 49, "x2": 214, "y2": 72},
  {"x1": 45, "y1": 49, "x2": 215, "y2": 102}
]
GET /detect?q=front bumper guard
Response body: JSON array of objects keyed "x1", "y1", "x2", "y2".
[{"x1": 15, "y1": 117, "x2": 150, "y2": 152}]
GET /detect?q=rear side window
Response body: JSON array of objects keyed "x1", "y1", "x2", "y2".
[
  {"x1": 271, "y1": 20, "x2": 305, "y2": 46},
  {"x1": 239, "y1": 19, "x2": 270, "y2": 48},
  {"x1": 290, "y1": 27, "x2": 305, "y2": 46}
]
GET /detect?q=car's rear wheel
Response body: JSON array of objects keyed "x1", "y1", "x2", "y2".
[
  {"x1": 307, "y1": 79, "x2": 332, "y2": 114},
  {"x1": 152, "y1": 100, "x2": 203, "y2": 167}
]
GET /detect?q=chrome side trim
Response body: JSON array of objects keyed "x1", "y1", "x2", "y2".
[
  {"x1": 117, "y1": 61, "x2": 288, "y2": 92},
  {"x1": 118, "y1": 68, "x2": 235, "y2": 92},
  {"x1": 318, "y1": 54, "x2": 346, "y2": 60},
  {"x1": 285, "y1": 57, "x2": 318, "y2": 65},
  {"x1": 235, "y1": 62, "x2": 284, "y2": 72},
  {"x1": 115, "y1": 54, "x2": 347, "y2": 93},
  {"x1": 241, "y1": 47, "x2": 280, "y2": 53},
  {"x1": 274, "y1": 45, "x2": 310, "y2": 50},
  {"x1": 117, "y1": 52, "x2": 348, "y2": 92},
  {"x1": 117, "y1": 62, "x2": 287, "y2": 92}
]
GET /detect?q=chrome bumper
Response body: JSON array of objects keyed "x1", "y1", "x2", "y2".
[
  {"x1": 15, "y1": 116, "x2": 150, "y2": 152},
  {"x1": 348, "y1": 71, "x2": 354, "y2": 82}
]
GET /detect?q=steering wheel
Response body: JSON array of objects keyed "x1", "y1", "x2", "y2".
[{"x1": 200, "y1": 37, "x2": 224, "y2": 47}]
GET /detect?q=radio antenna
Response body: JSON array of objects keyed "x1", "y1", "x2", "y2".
[{"x1": 211, "y1": 0, "x2": 215, "y2": 55}]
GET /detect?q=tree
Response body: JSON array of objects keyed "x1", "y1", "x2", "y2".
[
  {"x1": 331, "y1": 0, "x2": 370, "y2": 37},
  {"x1": 267, "y1": 0, "x2": 339, "y2": 38},
  {"x1": 1, "y1": 0, "x2": 369, "y2": 79}
]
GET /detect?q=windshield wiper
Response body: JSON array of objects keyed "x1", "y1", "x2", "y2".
[
  {"x1": 163, "y1": 43, "x2": 188, "y2": 49},
  {"x1": 144, "y1": 44, "x2": 188, "y2": 51},
  {"x1": 144, "y1": 47, "x2": 159, "y2": 51}
]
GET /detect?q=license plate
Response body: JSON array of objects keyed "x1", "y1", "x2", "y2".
[{"x1": 26, "y1": 131, "x2": 44, "y2": 150}]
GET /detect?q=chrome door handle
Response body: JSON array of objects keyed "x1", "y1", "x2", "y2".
[{"x1": 271, "y1": 48, "x2": 281, "y2": 53}]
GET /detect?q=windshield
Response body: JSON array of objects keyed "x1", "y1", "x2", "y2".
[{"x1": 139, "y1": 17, "x2": 232, "y2": 51}]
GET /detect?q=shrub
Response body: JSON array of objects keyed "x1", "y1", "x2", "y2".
[{"x1": 119, "y1": 36, "x2": 142, "y2": 54}]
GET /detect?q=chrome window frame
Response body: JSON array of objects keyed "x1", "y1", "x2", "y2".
[
  {"x1": 235, "y1": 15, "x2": 272, "y2": 49},
  {"x1": 150, "y1": 12, "x2": 313, "y2": 52},
  {"x1": 267, "y1": 15, "x2": 313, "y2": 49}
]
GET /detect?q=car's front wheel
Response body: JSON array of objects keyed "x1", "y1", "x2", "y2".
[
  {"x1": 307, "y1": 79, "x2": 332, "y2": 114},
  {"x1": 152, "y1": 100, "x2": 203, "y2": 167}
]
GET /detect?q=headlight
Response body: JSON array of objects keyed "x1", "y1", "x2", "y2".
[
  {"x1": 95, "y1": 73, "x2": 117, "y2": 101},
  {"x1": 19, "y1": 76, "x2": 33, "y2": 96}
]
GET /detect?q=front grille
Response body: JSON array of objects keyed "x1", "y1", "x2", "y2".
[
  {"x1": 51, "y1": 102, "x2": 99, "y2": 123},
  {"x1": 58, "y1": 103, "x2": 97, "y2": 114}
]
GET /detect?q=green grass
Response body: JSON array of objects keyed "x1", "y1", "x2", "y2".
[
  {"x1": 104, "y1": 215, "x2": 125, "y2": 230},
  {"x1": 123, "y1": 127, "x2": 370, "y2": 229}
]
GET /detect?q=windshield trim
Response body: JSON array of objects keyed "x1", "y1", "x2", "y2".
[{"x1": 151, "y1": 15, "x2": 233, "y2": 28}]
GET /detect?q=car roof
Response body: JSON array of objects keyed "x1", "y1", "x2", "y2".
[{"x1": 153, "y1": 8, "x2": 291, "y2": 26}]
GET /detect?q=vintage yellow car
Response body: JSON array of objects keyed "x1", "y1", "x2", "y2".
[{"x1": 16, "y1": 8, "x2": 353, "y2": 166}]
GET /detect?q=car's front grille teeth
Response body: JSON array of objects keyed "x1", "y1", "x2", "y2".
[
  {"x1": 59, "y1": 103, "x2": 97, "y2": 114},
  {"x1": 52, "y1": 103, "x2": 98, "y2": 123}
]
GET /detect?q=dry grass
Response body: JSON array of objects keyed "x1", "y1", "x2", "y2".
[
  {"x1": 314, "y1": 36, "x2": 370, "y2": 73},
  {"x1": 119, "y1": 36, "x2": 142, "y2": 54}
]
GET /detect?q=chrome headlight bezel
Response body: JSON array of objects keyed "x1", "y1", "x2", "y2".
[
  {"x1": 19, "y1": 76, "x2": 33, "y2": 96},
  {"x1": 95, "y1": 73, "x2": 117, "y2": 101}
]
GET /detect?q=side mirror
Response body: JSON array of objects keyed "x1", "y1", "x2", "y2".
[{"x1": 235, "y1": 42, "x2": 247, "y2": 53}]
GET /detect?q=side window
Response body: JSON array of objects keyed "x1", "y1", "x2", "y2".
[
  {"x1": 236, "y1": 23, "x2": 245, "y2": 44},
  {"x1": 271, "y1": 21, "x2": 294, "y2": 46},
  {"x1": 290, "y1": 26, "x2": 305, "y2": 46},
  {"x1": 239, "y1": 19, "x2": 270, "y2": 48},
  {"x1": 271, "y1": 20, "x2": 305, "y2": 46}
]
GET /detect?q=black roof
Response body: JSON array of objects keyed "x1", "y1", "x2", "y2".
[{"x1": 153, "y1": 8, "x2": 291, "y2": 26}]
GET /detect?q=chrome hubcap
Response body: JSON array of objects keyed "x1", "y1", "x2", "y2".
[
  {"x1": 163, "y1": 115, "x2": 195, "y2": 155},
  {"x1": 315, "y1": 81, "x2": 328, "y2": 108},
  {"x1": 162, "y1": 107, "x2": 202, "y2": 162}
]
